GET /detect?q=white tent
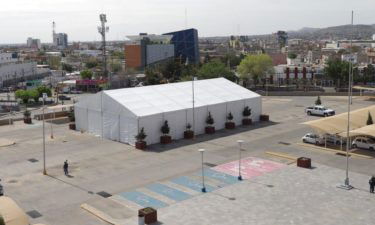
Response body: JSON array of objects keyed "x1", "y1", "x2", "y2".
[{"x1": 74, "y1": 78, "x2": 262, "y2": 145}]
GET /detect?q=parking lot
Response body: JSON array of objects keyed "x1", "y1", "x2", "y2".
[{"x1": 0, "y1": 96, "x2": 374, "y2": 225}]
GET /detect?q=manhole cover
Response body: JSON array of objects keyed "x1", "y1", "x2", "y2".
[
  {"x1": 278, "y1": 142, "x2": 291, "y2": 145},
  {"x1": 8, "y1": 180, "x2": 17, "y2": 184},
  {"x1": 97, "y1": 191, "x2": 112, "y2": 198},
  {"x1": 26, "y1": 210, "x2": 42, "y2": 219},
  {"x1": 203, "y1": 162, "x2": 217, "y2": 167},
  {"x1": 228, "y1": 197, "x2": 236, "y2": 201},
  {"x1": 28, "y1": 158, "x2": 39, "y2": 163}
]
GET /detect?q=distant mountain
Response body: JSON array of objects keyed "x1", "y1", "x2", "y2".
[{"x1": 288, "y1": 24, "x2": 375, "y2": 40}]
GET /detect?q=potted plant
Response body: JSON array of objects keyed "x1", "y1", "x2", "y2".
[
  {"x1": 184, "y1": 123, "x2": 194, "y2": 139},
  {"x1": 225, "y1": 112, "x2": 235, "y2": 129},
  {"x1": 205, "y1": 112, "x2": 215, "y2": 134},
  {"x1": 68, "y1": 109, "x2": 75, "y2": 122},
  {"x1": 135, "y1": 127, "x2": 147, "y2": 150},
  {"x1": 23, "y1": 109, "x2": 32, "y2": 124},
  {"x1": 138, "y1": 207, "x2": 157, "y2": 224},
  {"x1": 242, "y1": 106, "x2": 252, "y2": 125},
  {"x1": 160, "y1": 120, "x2": 172, "y2": 144}
]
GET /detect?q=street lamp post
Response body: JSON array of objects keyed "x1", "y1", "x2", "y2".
[
  {"x1": 237, "y1": 140, "x2": 244, "y2": 180},
  {"x1": 42, "y1": 93, "x2": 47, "y2": 175},
  {"x1": 198, "y1": 149, "x2": 206, "y2": 193}
]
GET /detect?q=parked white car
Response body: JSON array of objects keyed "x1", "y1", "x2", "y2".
[
  {"x1": 305, "y1": 105, "x2": 335, "y2": 117},
  {"x1": 302, "y1": 133, "x2": 325, "y2": 145},
  {"x1": 324, "y1": 134, "x2": 346, "y2": 145},
  {"x1": 352, "y1": 137, "x2": 375, "y2": 151}
]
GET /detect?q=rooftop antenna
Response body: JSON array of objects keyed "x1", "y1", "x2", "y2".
[
  {"x1": 52, "y1": 21, "x2": 56, "y2": 44},
  {"x1": 98, "y1": 14, "x2": 110, "y2": 86}
]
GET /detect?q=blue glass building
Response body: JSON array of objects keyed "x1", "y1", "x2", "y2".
[{"x1": 163, "y1": 28, "x2": 200, "y2": 64}]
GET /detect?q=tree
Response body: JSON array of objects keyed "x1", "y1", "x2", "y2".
[
  {"x1": 288, "y1": 52, "x2": 297, "y2": 59},
  {"x1": 15, "y1": 90, "x2": 30, "y2": 104},
  {"x1": 367, "y1": 112, "x2": 373, "y2": 125},
  {"x1": 29, "y1": 89, "x2": 40, "y2": 102},
  {"x1": 36, "y1": 86, "x2": 52, "y2": 98},
  {"x1": 161, "y1": 121, "x2": 170, "y2": 135},
  {"x1": 145, "y1": 68, "x2": 162, "y2": 85},
  {"x1": 324, "y1": 59, "x2": 350, "y2": 87},
  {"x1": 110, "y1": 61, "x2": 122, "y2": 73},
  {"x1": 48, "y1": 56, "x2": 61, "y2": 70},
  {"x1": 85, "y1": 58, "x2": 99, "y2": 69},
  {"x1": 80, "y1": 70, "x2": 93, "y2": 80},
  {"x1": 203, "y1": 53, "x2": 211, "y2": 63},
  {"x1": 0, "y1": 215, "x2": 5, "y2": 225},
  {"x1": 237, "y1": 54, "x2": 274, "y2": 84},
  {"x1": 221, "y1": 53, "x2": 242, "y2": 69},
  {"x1": 315, "y1": 96, "x2": 322, "y2": 105},
  {"x1": 198, "y1": 59, "x2": 236, "y2": 81}
]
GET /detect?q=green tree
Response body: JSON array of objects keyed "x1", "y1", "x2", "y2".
[
  {"x1": 80, "y1": 70, "x2": 93, "y2": 80},
  {"x1": 15, "y1": 90, "x2": 30, "y2": 104},
  {"x1": 85, "y1": 58, "x2": 99, "y2": 69},
  {"x1": 145, "y1": 68, "x2": 162, "y2": 85},
  {"x1": 36, "y1": 86, "x2": 52, "y2": 98},
  {"x1": 367, "y1": 112, "x2": 373, "y2": 125},
  {"x1": 237, "y1": 54, "x2": 274, "y2": 84},
  {"x1": 315, "y1": 96, "x2": 322, "y2": 105},
  {"x1": 198, "y1": 59, "x2": 236, "y2": 81},
  {"x1": 324, "y1": 59, "x2": 350, "y2": 87},
  {"x1": 288, "y1": 52, "x2": 297, "y2": 59},
  {"x1": 221, "y1": 53, "x2": 242, "y2": 69},
  {"x1": 29, "y1": 89, "x2": 40, "y2": 102},
  {"x1": 110, "y1": 61, "x2": 122, "y2": 73},
  {"x1": 0, "y1": 215, "x2": 5, "y2": 225},
  {"x1": 111, "y1": 51, "x2": 125, "y2": 59},
  {"x1": 203, "y1": 53, "x2": 211, "y2": 63}
]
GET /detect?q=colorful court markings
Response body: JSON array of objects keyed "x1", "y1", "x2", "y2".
[
  {"x1": 119, "y1": 191, "x2": 168, "y2": 209},
  {"x1": 202, "y1": 168, "x2": 239, "y2": 185},
  {"x1": 146, "y1": 183, "x2": 191, "y2": 202},
  {"x1": 171, "y1": 176, "x2": 216, "y2": 192},
  {"x1": 212, "y1": 157, "x2": 286, "y2": 180}
]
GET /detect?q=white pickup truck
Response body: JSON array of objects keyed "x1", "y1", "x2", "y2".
[{"x1": 305, "y1": 105, "x2": 335, "y2": 117}]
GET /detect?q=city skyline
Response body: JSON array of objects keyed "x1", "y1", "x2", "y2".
[{"x1": 0, "y1": 0, "x2": 374, "y2": 44}]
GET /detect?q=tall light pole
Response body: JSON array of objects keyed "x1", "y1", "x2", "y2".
[
  {"x1": 42, "y1": 93, "x2": 47, "y2": 175},
  {"x1": 339, "y1": 11, "x2": 354, "y2": 190},
  {"x1": 198, "y1": 149, "x2": 206, "y2": 193},
  {"x1": 237, "y1": 140, "x2": 244, "y2": 181},
  {"x1": 192, "y1": 76, "x2": 197, "y2": 139}
]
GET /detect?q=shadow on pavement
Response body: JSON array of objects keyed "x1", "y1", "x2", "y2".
[{"x1": 146, "y1": 121, "x2": 279, "y2": 153}]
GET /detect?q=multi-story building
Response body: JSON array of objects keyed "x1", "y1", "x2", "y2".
[
  {"x1": 125, "y1": 34, "x2": 175, "y2": 69},
  {"x1": 163, "y1": 28, "x2": 200, "y2": 64},
  {"x1": 27, "y1": 38, "x2": 41, "y2": 49},
  {"x1": 0, "y1": 53, "x2": 38, "y2": 87},
  {"x1": 53, "y1": 33, "x2": 68, "y2": 49}
]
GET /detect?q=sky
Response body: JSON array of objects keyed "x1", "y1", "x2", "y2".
[{"x1": 0, "y1": 0, "x2": 374, "y2": 44}]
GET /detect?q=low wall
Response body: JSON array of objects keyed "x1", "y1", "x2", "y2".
[
  {"x1": 259, "y1": 92, "x2": 375, "y2": 97},
  {"x1": 0, "y1": 118, "x2": 13, "y2": 126},
  {"x1": 34, "y1": 111, "x2": 69, "y2": 120}
]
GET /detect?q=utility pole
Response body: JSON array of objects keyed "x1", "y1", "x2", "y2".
[{"x1": 98, "y1": 14, "x2": 110, "y2": 88}]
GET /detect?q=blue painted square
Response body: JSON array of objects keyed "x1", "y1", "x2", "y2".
[
  {"x1": 171, "y1": 176, "x2": 216, "y2": 192},
  {"x1": 119, "y1": 191, "x2": 168, "y2": 209},
  {"x1": 202, "y1": 168, "x2": 239, "y2": 185},
  {"x1": 146, "y1": 183, "x2": 191, "y2": 201}
]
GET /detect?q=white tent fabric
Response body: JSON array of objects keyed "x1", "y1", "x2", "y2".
[
  {"x1": 75, "y1": 78, "x2": 262, "y2": 145},
  {"x1": 0, "y1": 197, "x2": 29, "y2": 225}
]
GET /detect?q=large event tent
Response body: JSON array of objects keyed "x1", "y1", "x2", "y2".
[{"x1": 74, "y1": 78, "x2": 262, "y2": 145}]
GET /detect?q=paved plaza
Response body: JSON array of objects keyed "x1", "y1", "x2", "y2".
[{"x1": 0, "y1": 96, "x2": 375, "y2": 225}]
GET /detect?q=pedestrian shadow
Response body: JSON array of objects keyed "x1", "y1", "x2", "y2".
[
  {"x1": 47, "y1": 174, "x2": 93, "y2": 194},
  {"x1": 66, "y1": 174, "x2": 74, "y2": 178}
]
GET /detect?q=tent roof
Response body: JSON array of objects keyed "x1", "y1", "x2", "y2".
[
  {"x1": 338, "y1": 124, "x2": 375, "y2": 138},
  {"x1": 0, "y1": 197, "x2": 29, "y2": 225},
  {"x1": 103, "y1": 78, "x2": 260, "y2": 117},
  {"x1": 353, "y1": 86, "x2": 375, "y2": 91},
  {"x1": 302, "y1": 105, "x2": 375, "y2": 135}
]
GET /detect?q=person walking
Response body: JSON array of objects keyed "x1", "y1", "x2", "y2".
[
  {"x1": 63, "y1": 160, "x2": 69, "y2": 176},
  {"x1": 369, "y1": 176, "x2": 375, "y2": 193}
]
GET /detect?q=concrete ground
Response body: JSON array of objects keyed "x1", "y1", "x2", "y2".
[{"x1": 0, "y1": 96, "x2": 374, "y2": 225}]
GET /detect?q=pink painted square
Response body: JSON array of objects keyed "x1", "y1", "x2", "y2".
[{"x1": 212, "y1": 157, "x2": 286, "y2": 179}]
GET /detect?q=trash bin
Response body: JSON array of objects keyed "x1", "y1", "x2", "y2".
[
  {"x1": 139, "y1": 207, "x2": 157, "y2": 224},
  {"x1": 297, "y1": 157, "x2": 311, "y2": 169}
]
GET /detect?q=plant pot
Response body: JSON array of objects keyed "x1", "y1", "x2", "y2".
[
  {"x1": 69, "y1": 117, "x2": 75, "y2": 122},
  {"x1": 242, "y1": 118, "x2": 252, "y2": 126},
  {"x1": 24, "y1": 118, "x2": 32, "y2": 124},
  {"x1": 225, "y1": 122, "x2": 235, "y2": 129},
  {"x1": 260, "y1": 114, "x2": 270, "y2": 122},
  {"x1": 184, "y1": 130, "x2": 194, "y2": 139},
  {"x1": 139, "y1": 207, "x2": 157, "y2": 224},
  {"x1": 69, "y1": 123, "x2": 76, "y2": 130},
  {"x1": 135, "y1": 141, "x2": 147, "y2": 150},
  {"x1": 160, "y1": 135, "x2": 172, "y2": 144},
  {"x1": 297, "y1": 157, "x2": 311, "y2": 169},
  {"x1": 205, "y1": 126, "x2": 215, "y2": 134}
]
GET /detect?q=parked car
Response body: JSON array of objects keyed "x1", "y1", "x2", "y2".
[
  {"x1": 302, "y1": 133, "x2": 325, "y2": 145},
  {"x1": 70, "y1": 90, "x2": 82, "y2": 94},
  {"x1": 305, "y1": 105, "x2": 335, "y2": 117},
  {"x1": 324, "y1": 134, "x2": 346, "y2": 145},
  {"x1": 59, "y1": 95, "x2": 71, "y2": 101},
  {"x1": 352, "y1": 137, "x2": 375, "y2": 151}
]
